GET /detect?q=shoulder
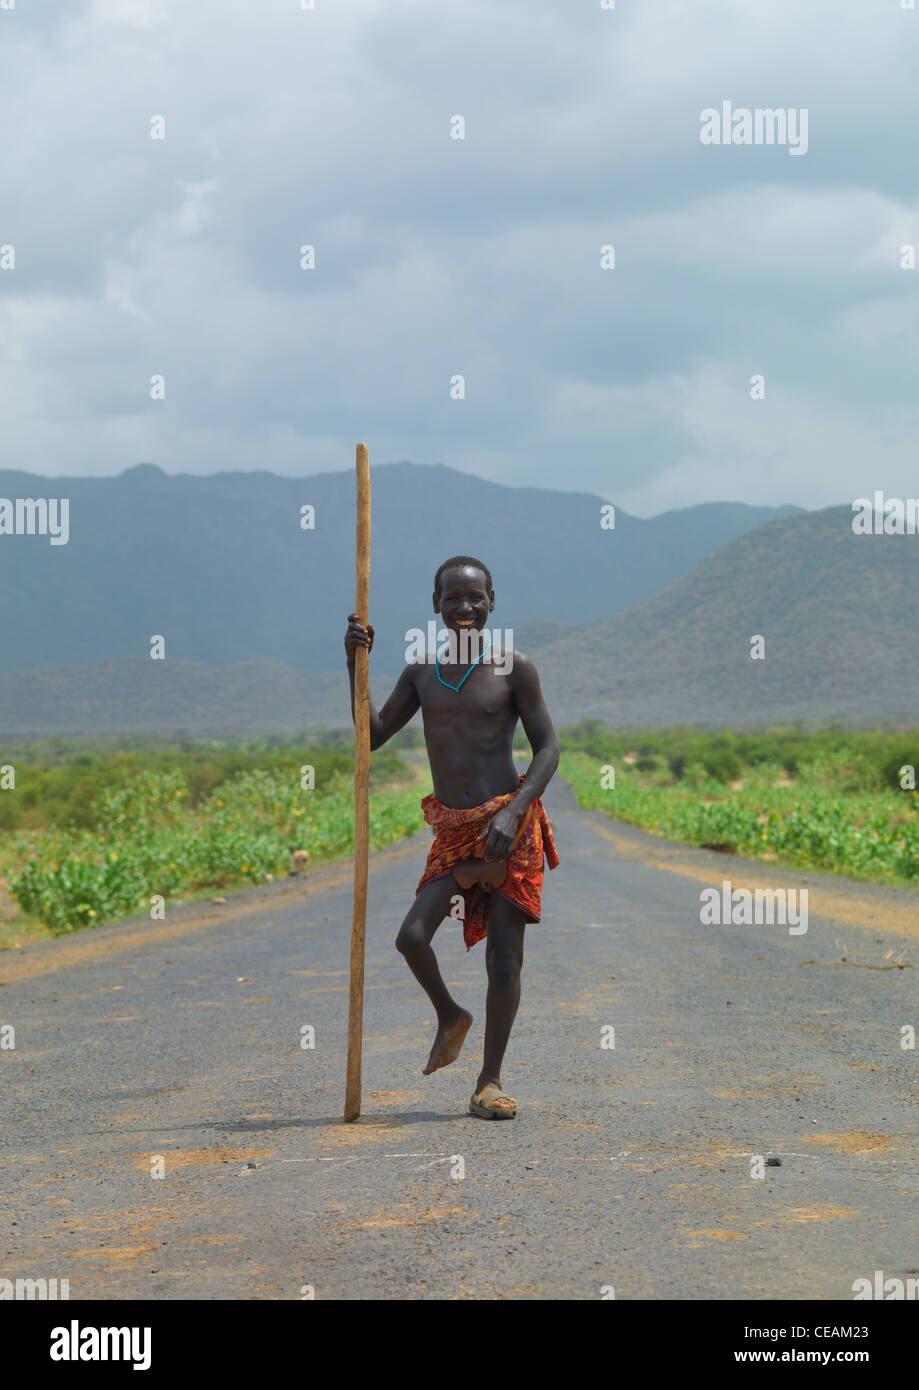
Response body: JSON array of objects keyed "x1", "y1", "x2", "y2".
[
  {"x1": 397, "y1": 661, "x2": 422, "y2": 689},
  {"x1": 508, "y1": 647, "x2": 535, "y2": 672},
  {"x1": 507, "y1": 648, "x2": 541, "y2": 691}
]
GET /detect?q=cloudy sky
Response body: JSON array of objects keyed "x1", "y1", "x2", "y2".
[{"x1": 2, "y1": 0, "x2": 918, "y2": 515}]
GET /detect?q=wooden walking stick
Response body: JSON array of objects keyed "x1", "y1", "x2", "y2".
[{"x1": 344, "y1": 442, "x2": 371, "y2": 1122}]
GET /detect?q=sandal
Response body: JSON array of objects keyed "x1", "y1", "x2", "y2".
[{"x1": 469, "y1": 1083, "x2": 517, "y2": 1120}]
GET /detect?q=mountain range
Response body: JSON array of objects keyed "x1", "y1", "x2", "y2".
[
  {"x1": 0, "y1": 462, "x2": 798, "y2": 677},
  {"x1": 5, "y1": 467, "x2": 908, "y2": 735},
  {"x1": 533, "y1": 504, "x2": 919, "y2": 727}
]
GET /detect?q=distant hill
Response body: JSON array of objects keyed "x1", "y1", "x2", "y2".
[
  {"x1": 533, "y1": 504, "x2": 919, "y2": 726},
  {"x1": 2, "y1": 504, "x2": 914, "y2": 736},
  {"x1": 0, "y1": 462, "x2": 798, "y2": 679},
  {"x1": 0, "y1": 658, "x2": 397, "y2": 738}
]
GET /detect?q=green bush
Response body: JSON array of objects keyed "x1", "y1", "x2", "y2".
[
  {"x1": 560, "y1": 747, "x2": 919, "y2": 886},
  {"x1": 667, "y1": 753, "x2": 687, "y2": 780},
  {"x1": 702, "y1": 748, "x2": 743, "y2": 783},
  {"x1": 7, "y1": 751, "x2": 427, "y2": 936}
]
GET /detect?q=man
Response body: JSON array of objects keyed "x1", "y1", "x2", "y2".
[{"x1": 345, "y1": 556, "x2": 559, "y2": 1118}]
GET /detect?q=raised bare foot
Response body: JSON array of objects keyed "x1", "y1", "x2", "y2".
[
  {"x1": 422, "y1": 1008, "x2": 473, "y2": 1074},
  {"x1": 452, "y1": 857, "x2": 507, "y2": 890}
]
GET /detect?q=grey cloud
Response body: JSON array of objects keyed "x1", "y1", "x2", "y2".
[{"x1": 0, "y1": 0, "x2": 918, "y2": 513}]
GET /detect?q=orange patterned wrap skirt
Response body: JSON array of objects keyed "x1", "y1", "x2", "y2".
[{"x1": 416, "y1": 778, "x2": 560, "y2": 950}]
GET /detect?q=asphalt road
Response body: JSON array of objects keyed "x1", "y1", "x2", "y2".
[{"x1": 2, "y1": 775, "x2": 918, "y2": 1300}]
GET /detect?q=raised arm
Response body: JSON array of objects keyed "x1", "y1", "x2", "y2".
[{"x1": 345, "y1": 613, "x2": 421, "y2": 749}]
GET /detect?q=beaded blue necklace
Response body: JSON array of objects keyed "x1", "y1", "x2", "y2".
[{"x1": 435, "y1": 631, "x2": 492, "y2": 692}]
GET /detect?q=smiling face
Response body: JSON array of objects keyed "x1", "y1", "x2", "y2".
[{"x1": 433, "y1": 564, "x2": 494, "y2": 633}]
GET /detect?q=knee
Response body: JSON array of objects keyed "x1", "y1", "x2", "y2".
[
  {"x1": 486, "y1": 945, "x2": 522, "y2": 989},
  {"x1": 395, "y1": 919, "x2": 424, "y2": 957}
]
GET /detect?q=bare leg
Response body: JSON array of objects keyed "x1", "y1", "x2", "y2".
[
  {"x1": 395, "y1": 877, "x2": 473, "y2": 1074},
  {"x1": 477, "y1": 892, "x2": 526, "y2": 1094}
]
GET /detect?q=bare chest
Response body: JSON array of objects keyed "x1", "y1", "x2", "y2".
[{"x1": 416, "y1": 661, "x2": 516, "y2": 722}]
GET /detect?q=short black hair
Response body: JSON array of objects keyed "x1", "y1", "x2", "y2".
[{"x1": 434, "y1": 555, "x2": 493, "y2": 597}]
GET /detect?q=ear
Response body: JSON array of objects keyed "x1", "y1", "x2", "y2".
[
  {"x1": 488, "y1": 591, "x2": 496, "y2": 612},
  {"x1": 432, "y1": 591, "x2": 441, "y2": 614}
]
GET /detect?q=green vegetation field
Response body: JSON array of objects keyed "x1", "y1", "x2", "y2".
[
  {"x1": 7, "y1": 720, "x2": 919, "y2": 945},
  {"x1": 559, "y1": 722, "x2": 919, "y2": 885},
  {"x1": 0, "y1": 731, "x2": 429, "y2": 941}
]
